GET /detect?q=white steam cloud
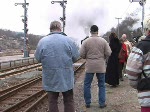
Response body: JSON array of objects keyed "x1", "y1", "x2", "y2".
[{"x1": 65, "y1": 0, "x2": 109, "y2": 43}]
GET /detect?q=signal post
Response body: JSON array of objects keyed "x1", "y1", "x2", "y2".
[{"x1": 15, "y1": 0, "x2": 29, "y2": 57}]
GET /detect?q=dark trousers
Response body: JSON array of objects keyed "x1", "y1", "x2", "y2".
[
  {"x1": 47, "y1": 89, "x2": 75, "y2": 112},
  {"x1": 118, "y1": 62, "x2": 124, "y2": 79}
]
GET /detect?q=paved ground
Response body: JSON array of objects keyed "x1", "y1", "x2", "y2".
[{"x1": 75, "y1": 73, "x2": 141, "y2": 112}]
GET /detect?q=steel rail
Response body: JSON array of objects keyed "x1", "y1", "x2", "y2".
[
  {"x1": 74, "y1": 62, "x2": 85, "y2": 74},
  {"x1": 2, "y1": 90, "x2": 45, "y2": 112},
  {"x1": 0, "y1": 76, "x2": 42, "y2": 96},
  {"x1": 0, "y1": 77, "x2": 42, "y2": 101},
  {"x1": 0, "y1": 63, "x2": 41, "y2": 78},
  {"x1": 24, "y1": 93, "x2": 48, "y2": 112}
]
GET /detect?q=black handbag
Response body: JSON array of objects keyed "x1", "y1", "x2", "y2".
[{"x1": 137, "y1": 70, "x2": 150, "y2": 91}]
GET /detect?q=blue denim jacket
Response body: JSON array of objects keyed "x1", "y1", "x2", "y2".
[{"x1": 35, "y1": 33, "x2": 79, "y2": 92}]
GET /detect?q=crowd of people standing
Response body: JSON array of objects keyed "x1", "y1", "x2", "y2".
[{"x1": 34, "y1": 16, "x2": 150, "y2": 112}]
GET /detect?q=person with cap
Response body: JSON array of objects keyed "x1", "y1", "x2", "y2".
[
  {"x1": 126, "y1": 16, "x2": 150, "y2": 112},
  {"x1": 34, "y1": 20, "x2": 79, "y2": 112},
  {"x1": 80, "y1": 25, "x2": 111, "y2": 108}
]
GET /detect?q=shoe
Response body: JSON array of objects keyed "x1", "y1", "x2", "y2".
[
  {"x1": 99, "y1": 104, "x2": 107, "y2": 108},
  {"x1": 124, "y1": 74, "x2": 128, "y2": 77},
  {"x1": 85, "y1": 104, "x2": 90, "y2": 108}
]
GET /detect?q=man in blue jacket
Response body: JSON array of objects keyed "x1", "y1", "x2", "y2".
[{"x1": 35, "y1": 21, "x2": 79, "y2": 112}]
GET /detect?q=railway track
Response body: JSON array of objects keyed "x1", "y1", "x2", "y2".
[
  {"x1": 0, "y1": 58, "x2": 85, "y2": 112},
  {"x1": 0, "y1": 57, "x2": 42, "y2": 79},
  {"x1": 0, "y1": 63, "x2": 41, "y2": 79},
  {"x1": 0, "y1": 57, "x2": 83, "y2": 79}
]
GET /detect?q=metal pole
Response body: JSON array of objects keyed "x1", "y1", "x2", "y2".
[
  {"x1": 115, "y1": 17, "x2": 122, "y2": 38},
  {"x1": 15, "y1": 0, "x2": 29, "y2": 57},
  {"x1": 142, "y1": 2, "x2": 144, "y2": 35},
  {"x1": 62, "y1": 0, "x2": 65, "y2": 32},
  {"x1": 51, "y1": 0, "x2": 67, "y2": 32},
  {"x1": 130, "y1": 0, "x2": 146, "y2": 35},
  {"x1": 24, "y1": 0, "x2": 27, "y2": 57},
  {"x1": 141, "y1": 0, "x2": 145, "y2": 35}
]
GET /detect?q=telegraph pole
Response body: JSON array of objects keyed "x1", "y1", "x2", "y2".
[
  {"x1": 115, "y1": 17, "x2": 122, "y2": 38},
  {"x1": 51, "y1": 0, "x2": 67, "y2": 32},
  {"x1": 15, "y1": 0, "x2": 29, "y2": 58}
]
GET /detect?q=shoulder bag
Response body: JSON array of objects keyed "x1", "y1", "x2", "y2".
[{"x1": 137, "y1": 70, "x2": 150, "y2": 91}]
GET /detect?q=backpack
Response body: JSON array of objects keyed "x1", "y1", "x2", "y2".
[
  {"x1": 137, "y1": 70, "x2": 150, "y2": 91},
  {"x1": 118, "y1": 48, "x2": 126, "y2": 59},
  {"x1": 118, "y1": 43, "x2": 127, "y2": 62}
]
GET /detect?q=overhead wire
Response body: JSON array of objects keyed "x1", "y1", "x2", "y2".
[
  {"x1": 112, "y1": 2, "x2": 132, "y2": 28},
  {"x1": 120, "y1": 2, "x2": 132, "y2": 18}
]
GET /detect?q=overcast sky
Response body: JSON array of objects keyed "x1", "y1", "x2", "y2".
[{"x1": 0, "y1": 0, "x2": 150, "y2": 43}]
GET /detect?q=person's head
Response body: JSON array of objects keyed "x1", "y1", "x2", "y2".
[
  {"x1": 120, "y1": 37, "x2": 124, "y2": 43},
  {"x1": 90, "y1": 25, "x2": 98, "y2": 35},
  {"x1": 121, "y1": 34, "x2": 127, "y2": 42},
  {"x1": 109, "y1": 32, "x2": 117, "y2": 39},
  {"x1": 50, "y1": 21, "x2": 62, "y2": 32},
  {"x1": 143, "y1": 16, "x2": 150, "y2": 36}
]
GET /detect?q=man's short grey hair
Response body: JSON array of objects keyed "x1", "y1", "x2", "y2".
[
  {"x1": 121, "y1": 34, "x2": 127, "y2": 41},
  {"x1": 50, "y1": 21, "x2": 61, "y2": 32}
]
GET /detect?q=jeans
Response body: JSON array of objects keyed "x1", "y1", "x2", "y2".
[
  {"x1": 84, "y1": 73, "x2": 106, "y2": 106},
  {"x1": 47, "y1": 89, "x2": 75, "y2": 112}
]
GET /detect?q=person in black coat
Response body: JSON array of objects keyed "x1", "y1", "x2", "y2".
[{"x1": 105, "y1": 32, "x2": 122, "y2": 87}]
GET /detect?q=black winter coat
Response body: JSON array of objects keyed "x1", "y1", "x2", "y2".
[{"x1": 105, "y1": 37, "x2": 122, "y2": 86}]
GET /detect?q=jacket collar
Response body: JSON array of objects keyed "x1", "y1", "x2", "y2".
[
  {"x1": 90, "y1": 33, "x2": 99, "y2": 37},
  {"x1": 47, "y1": 32, "x2": 67, "y2": 36}
]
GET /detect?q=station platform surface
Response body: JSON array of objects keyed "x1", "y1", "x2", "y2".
[
  {"x1": 0, "y1": 54, "x2": 34, "y2": 62},
  {"x1": 75, "y1": 74, "x2": 141, "y2": 112}
]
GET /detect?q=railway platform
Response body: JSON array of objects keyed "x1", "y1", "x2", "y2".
[
  {"x1": 75, "y1": 73, "x2": 141, "y2": 112},
  {"x1": 0, "y1": 54, "x2": 34, "y2": 62},
  {"x1": 0, "y1": 54, "x2": 36, "y2": 72}
]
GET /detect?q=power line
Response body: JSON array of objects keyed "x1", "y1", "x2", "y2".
[
  {"x1": 112, "y1": 3, "x2": 132, "y2": 31},
  {"x1": 121, "y1": 2, "x2": 132, "y2": 18}
]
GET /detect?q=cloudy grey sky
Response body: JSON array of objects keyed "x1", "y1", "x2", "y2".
[{"x1": 0, "y1": 0, "x2": 150, "y2": 43}]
